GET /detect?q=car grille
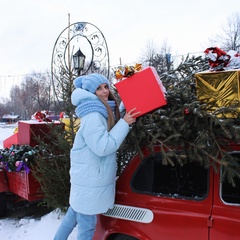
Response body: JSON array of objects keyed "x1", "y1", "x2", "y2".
[{"x1": 102, "y1": 204, "x2": 154, "y2": 223}]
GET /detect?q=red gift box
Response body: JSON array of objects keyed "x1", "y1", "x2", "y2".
[
  {"x1": 115, "y1": 67, "x2": 167, "y2": 117},
  {"x1": 18, "y1": 121, "x2": 64, "y2": 146},
  {"x1": 3, "y1": 132, "x2": 18, "y2": 148},
  {"x1": 6, "y1": 171, "x2": 43, "y2": 201}
]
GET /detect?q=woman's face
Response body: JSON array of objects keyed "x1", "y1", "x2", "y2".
[{"x1": 95, "y1": 83, "x2": 110, "y2": 101}]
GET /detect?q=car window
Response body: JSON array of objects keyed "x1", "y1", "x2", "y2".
[
  {"x1": 131, "y1": 152, "x2": 209, "y2": 200},
  {"x1": 221, "y1": 152, "x2": 240, "y2": 204}
]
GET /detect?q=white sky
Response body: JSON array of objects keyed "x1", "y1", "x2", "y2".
[{"x1": 0, "y1": 0, "x2": 239, "y2": 99}]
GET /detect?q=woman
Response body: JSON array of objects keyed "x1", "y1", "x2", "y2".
[{"x1": 54, "y1": 73, "x2": 140, "y2": 240}]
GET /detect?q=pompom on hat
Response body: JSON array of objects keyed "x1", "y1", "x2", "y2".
[{"x1": 73, "y1": 73, "x2": 109, "y2": 93}]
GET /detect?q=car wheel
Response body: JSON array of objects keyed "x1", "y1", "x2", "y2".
[
  {"x1": 113, "y1": 234, "x2": 138, "y2": 240},
  {"x1": 0, "y1": 192, "x2": 7, "y2": 217}
]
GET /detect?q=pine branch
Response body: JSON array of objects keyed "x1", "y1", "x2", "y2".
[{"x1": 117, "y1": 55, "x2": 240, "y2": 185}]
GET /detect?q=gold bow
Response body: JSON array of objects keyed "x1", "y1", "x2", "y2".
[{"x1": 115, "y1": 63, "x2": 142, "y2": 80}]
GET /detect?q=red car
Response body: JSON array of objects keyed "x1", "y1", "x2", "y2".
[{"x1": 94, "y1": 145, "x2": 240, "y2": 240}]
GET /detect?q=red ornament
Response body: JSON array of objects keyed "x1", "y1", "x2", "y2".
[
  {"x1": 184, "y1": 108, "x2": 190, "y2": 115},
  {"x1": 32, "y1": 110, "x2": 52, "y2": 122}
]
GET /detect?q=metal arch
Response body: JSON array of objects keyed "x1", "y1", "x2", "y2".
[{"x1": 51, "y1": 21, "x2": 110, "y2": 81}]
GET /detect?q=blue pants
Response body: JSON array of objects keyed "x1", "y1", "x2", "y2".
[{"x1": 54, "y1": 206, "x2": 97, "y2": 240}]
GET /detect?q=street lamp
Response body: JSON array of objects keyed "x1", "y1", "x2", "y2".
[
  {"x1": 51, "y1": 21, "x2": 110, "y2": 96},
  {"x1": 73, "y1": 48, "x2": 86, "y2": 76}
]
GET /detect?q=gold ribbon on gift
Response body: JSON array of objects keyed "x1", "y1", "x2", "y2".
[
  {"x1": 115, "y1": 63, "x2": 142, "y2": 80},
  {"x1": 195, "y1": 70, "x2": 240, "y2": 118}
]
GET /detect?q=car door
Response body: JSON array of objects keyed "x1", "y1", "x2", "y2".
[
  {"x1": 117, "y1": 151, "x2": 214, "y2": 240},
  {"x1": 210, "y1": 152, "x2": 240, "y2": 240}
]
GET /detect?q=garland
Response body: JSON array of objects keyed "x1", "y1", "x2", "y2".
[{"x1": 0, "y1": 144, "x2": 43, "y2": 173}]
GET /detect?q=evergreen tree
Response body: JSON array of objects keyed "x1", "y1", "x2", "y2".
[
  {"x1": 117, "y1": 55, "x2": 240, "y2": 186},
  {"x1": 31, "y1": 58, "x2": 78, "y2": 211},
  {"x1": 31, "y1": 123, "x2": 71, "y2": 211},
  {"x1": 32, "y1": 54, "x2": 240, "y2": 211}
]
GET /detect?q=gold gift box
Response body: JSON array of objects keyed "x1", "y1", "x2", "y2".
[{"x1": 195, "y1": 70, "x2": 240, "y2": 118}]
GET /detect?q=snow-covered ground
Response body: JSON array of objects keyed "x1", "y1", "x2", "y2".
[
  {"x1": 0, "y1": 123, "x2": 18, "y2": 149},
  {"x1": 0, "y1": 124, "x2": 77, "y2": 239}
]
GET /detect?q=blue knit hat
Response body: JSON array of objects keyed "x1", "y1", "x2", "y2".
[{"x1": 73, "y1": 73, "x2": 109, "y2": 93}]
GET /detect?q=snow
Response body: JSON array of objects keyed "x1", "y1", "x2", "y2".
[
  {"x1": 0, "y1": 124, "x2": 77, "y2": 239},
  {"x1": 0, "y1": 210, "x2": 70, "y2": 240},
  {"x1": 0, "y1": 123, "x2": 17, "y2": 149}
]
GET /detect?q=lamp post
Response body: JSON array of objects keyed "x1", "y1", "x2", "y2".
[
  {"x1": 73, "y1": 48, "x2": 86, "y2": 76},
  {"x1": 51, "y1": 21, "x2": 110, "y2": 112},
  {"x1": 51, "y1": 21, "x2": 110, "y2": 82},
  {"x1": 51, "y1": 21, "x2": 110, "y2": 109}
]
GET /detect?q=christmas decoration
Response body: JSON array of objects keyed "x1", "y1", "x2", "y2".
[
  {"x1": 204, "y1": 47, "x2": 230, "y2": 71},
  {"x1": 195, "y1": 70, "x2": 240, "y2": 118},
  {"x1": 114, "y1": 63, "x2": 142, "y2": 80},
  {"x1": 204, "y1": 47, "x2": 240, "y2": 71},
  {"x1": 31, "y1": 110, "x2": 52, "y2": 122},
  {"x1": 117, "y1": 55, "x2": 240, "y2": 187},
  {"x1": 115, "y1": 66, "x2": 167, "y2": 117},
  {"x1": 0, "y1": 144, "x2": 42, "y2": 172}
]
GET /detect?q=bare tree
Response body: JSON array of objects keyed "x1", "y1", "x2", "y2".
[
  {"x1": 139, "y1": 39, "x2": 172, "y2": 72},
  {"x1": 23, "y1": 72, "x2": 52, "y2": 111},
  {"x1": 210, "y1": 12, "x2": 240, "y2": 52},
  {"x1": 139, "y1": 39, "x2": 158, "y2": 66},
  {"x1": 8, "y1": 85, "x2": 23, "y2": 117},
  {"x1": 0, "y1": 102, "x2": 9, "y2": 117},
  {"x1": 7, "y1": 71, "x2": 53, "y2": 119}
]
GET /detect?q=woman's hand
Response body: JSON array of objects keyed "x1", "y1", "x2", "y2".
[{"x1": 123, "y1": 108, "x2": 141, "y2": 125}]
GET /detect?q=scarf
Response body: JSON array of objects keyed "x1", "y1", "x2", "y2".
[{"x1": 75, "y1": 99, "x2": 116, "y2": 119}]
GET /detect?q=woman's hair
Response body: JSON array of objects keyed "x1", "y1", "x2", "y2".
[{"x1": 98, "y1": 90, "x2": 120, "y2": 131}]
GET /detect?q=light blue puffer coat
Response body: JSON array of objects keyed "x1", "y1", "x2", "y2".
[{"x1": 69, "y1": 88, "x2": 130, "y2": 215}]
